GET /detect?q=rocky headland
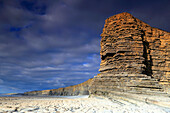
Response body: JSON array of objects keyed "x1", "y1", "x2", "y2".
[
  {"x1": 89, "y1": 12, "x2": 170, "y2": 107},
  {"x1": 23, "y1": 12, "x2": 170, "y2": 108},
  {"x1": 1, "y1": 12, "x2": 170, "y2": 113}
]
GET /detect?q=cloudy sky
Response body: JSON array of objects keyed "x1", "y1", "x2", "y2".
[{"x1": 0, "y1": 0, "x2": 170, "y2": 94}]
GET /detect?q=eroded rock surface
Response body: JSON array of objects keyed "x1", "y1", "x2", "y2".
[
  {"x1": 90, "y1": 12, "x2": 170, "y2": 99},
  {"x1": 24, "y1": 13, "x2": 169, "y2": 103}
]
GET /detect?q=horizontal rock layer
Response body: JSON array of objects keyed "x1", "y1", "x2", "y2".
[
  {"x1": 24, "y1": 12, "x2": 169, "y2": 100},
  {"x1": 90, "y1": 12, "x2": 170, "y2": 99},
  {"x1": 24, "y1": 78, "x2": 92, "y2": 96}
]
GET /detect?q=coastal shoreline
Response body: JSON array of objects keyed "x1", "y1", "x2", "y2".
[{"x1": 0, "y1": 95, "x2": 170, "y2": 113}]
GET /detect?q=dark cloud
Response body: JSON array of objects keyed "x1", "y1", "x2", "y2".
[
  {"x1": 130, "y1": 0, "x2": 170, "y2": 31},
  {"x1": 0, "y1": 0, "x2": 169, "y2": 93}
]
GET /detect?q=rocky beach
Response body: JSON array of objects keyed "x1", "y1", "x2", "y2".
[
  {"x1": 0, "y1": 0, "x2": 170, "y2": 112},
  {"x1": 0, "y1": 95, "x2": 170, "y2": 113},
  {"x1": 4, "y1": 12, "x2": 169, "y2": 113}
]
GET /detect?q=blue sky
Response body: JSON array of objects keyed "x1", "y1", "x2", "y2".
[{"x1": 0, "y1": 0, "x2": 170, "y2": 93}]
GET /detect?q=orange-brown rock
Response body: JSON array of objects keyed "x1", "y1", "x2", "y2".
[
  {"x1": 24, "y1": 13, "x2": 169, "y2": 101},
  {"x1": 24, "y1": 78, "x2": 93, "y2": 96},
  {"x1": 90, "y1": 12, "x2": 170, "y2": 99}
]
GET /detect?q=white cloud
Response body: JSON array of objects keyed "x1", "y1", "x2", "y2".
[
  {"x1": 26, "y1": 66, "x2": 65, "y2": 71},
  {"x1": 83, "y1": 63, "x2": 91, "y2": 67}
]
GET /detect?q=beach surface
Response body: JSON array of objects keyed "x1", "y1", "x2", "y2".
[{"x1": 0, "y1": 95, "x2": 170, "y2": 113}]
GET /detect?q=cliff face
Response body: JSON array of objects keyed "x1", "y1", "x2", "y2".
[
  {"x1": 24, "y1": 12, "x2": 169, "y2": 99},
  {"x1": 90, "y1": 12, "x2": 170, "y2": 98},
  {"x1": 24, "y1": 78, "x2": 92, "y2": 96}
]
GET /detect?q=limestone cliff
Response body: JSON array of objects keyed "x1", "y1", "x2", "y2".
[
  {"x1": 24, "y1": 13, "x2": 170, "y2": 101},
  {"x1": 90, "y1": 12, "x2": 170, "y2": 99},
  {"x1": 24, "y1": 78, "x2": 92, "y2": 96}
]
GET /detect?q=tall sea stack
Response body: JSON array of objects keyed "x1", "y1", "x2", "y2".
[{"x1": 90, "y1": 12, "x2": 170, "y2": 99}]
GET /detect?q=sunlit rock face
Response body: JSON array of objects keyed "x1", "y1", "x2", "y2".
[
  {"x1": 24, "y1": 12, "x2": 169, "y2": 98},
  {"x1": 90, "y1": 12, "x2": 170, "y2": 97}
]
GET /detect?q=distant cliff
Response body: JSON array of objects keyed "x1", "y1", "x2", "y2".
[{"x1": 24, "y1": 78, "x2": 93, "y2": 96}]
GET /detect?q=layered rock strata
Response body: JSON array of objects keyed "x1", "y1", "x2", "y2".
[
  {"x1": 24, "y1": 78, "x2": 92, "y2": 96},
  {"x1": 24, "y1": 12, "x2": 169, "y2": 101},
  {"x1": 90, "y1": 12, "x2": 170, "y2": 99}
]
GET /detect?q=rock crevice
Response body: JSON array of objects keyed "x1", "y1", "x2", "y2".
[{"x1": 141, "y1": 30, "x2": 153, "y2": 77}]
